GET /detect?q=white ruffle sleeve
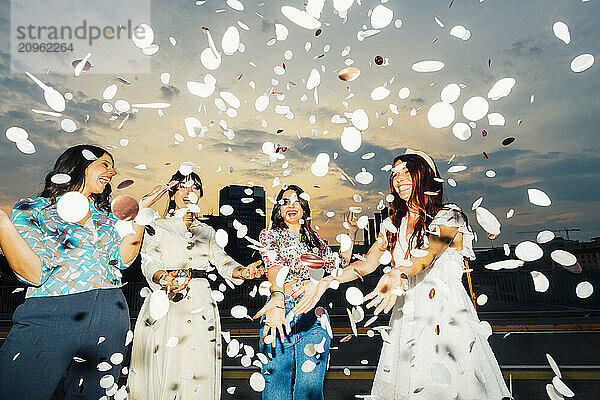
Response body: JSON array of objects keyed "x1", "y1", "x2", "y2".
[{"x1": 429, "y1": 204, "x2": 475, "y2": 260}]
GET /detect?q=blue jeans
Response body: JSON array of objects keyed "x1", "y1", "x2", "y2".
[
  {"x1": 0, "y1": 288, "x2": 130, "y2": 400},
  {"x1": 259, "y1": 295, "x2": 331, "y2": 400}
]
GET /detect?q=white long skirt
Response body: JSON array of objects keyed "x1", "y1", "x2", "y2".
[
  {"x1": 371, "y1": 256, "x2": 512, "y2": 400},
  {"x1": 128, "y1": 279, "x2": 222, "y2": 400}
]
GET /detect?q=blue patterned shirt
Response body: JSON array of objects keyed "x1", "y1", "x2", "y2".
[{"x1": 10, "y1": 197, "x2": 130, "y2": 298}]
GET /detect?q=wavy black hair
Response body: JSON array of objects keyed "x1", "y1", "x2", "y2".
[
  {"x1": 270, "y1": 184, "x2": 324, "y2": 251},
  {"x1": 164, "y1": 170, "x2": 203, "y2": 217},
  {"x1": 39, "y1": 145, "x2": 113, "y2": 213}
]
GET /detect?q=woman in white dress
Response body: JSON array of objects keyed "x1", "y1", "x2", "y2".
[
  {"x1": 128, "y1": 171, "x2": 263, "y2": 400},
  {"x1": 291, "y1": 150, "x2": 512, "y2": 400}
]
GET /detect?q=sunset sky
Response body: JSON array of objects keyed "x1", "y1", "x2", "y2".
[{"x1": 1, "y1": 0, "x2": 599, "y2": 248}]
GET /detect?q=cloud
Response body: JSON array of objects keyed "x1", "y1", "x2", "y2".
[{"x1": 503, "y1": 39, "x2": 543, "y2": 58}]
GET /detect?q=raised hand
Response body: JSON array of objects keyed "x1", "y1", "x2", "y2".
[
  {"x1": 253, "y1": 293, "x2": 286, "y2": 347},
  {"x1": 344, "y1": 211, "x2": 359, "y2": 234},
  {"x1": 289, "y1": 277, "x2": 331, "y2": 318},
  {"x1": 140, "y1": 181, "x2": 177, "y2": 210},
  {"x1": 363, "y1": 269, "x2": 409, "y2": 315}
]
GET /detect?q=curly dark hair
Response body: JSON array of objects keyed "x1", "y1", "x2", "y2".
[
  {"x1": 270, "y1": 184, "x2": 324, "y2": 251},
  {"x1": 38, "y1": 145, "x2": 114, "y2": 213}
]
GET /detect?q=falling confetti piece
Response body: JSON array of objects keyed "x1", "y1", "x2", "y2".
[
  {"x1": 411, "y1": 60, "x2": 445, "y2": 73},
  {"x1": 427, "y1": 102, "x2": 455, "y2": 128},
  {"x1": 475, "y1": 207, "x2": 501, "y2": 235},
  {"x1": 551, "y1": 250, "x2": 577, "y2": 267},
  {"x1": 462, "y1": 97, "x2": 489, "y2": 121},
  {"x1": 116, "y1": 180, "x2": 134, "y2": 190},
  {"x1": 528, "y1": 188, "x2": 552, "y2": 206},
  {"x1": 452, "y1": 123, "x2": 472, "y2": 141},
  {"x1": 281, "y1": 6, "x2": 321, "y2": 29},
  {"x1": 249, "y1": 372, "x2": 266, "y2": 392},
  {"x1": 345, "y1": 287, "x2": 364, "y2": 306},
  {"x1": 552, "y1": 376, "x2": 575, "y2": 397},
  {"x1": 485, "y1": 260, "x2": 524, "y2": 270},
  {"x1": 25, "y1": 71, "x2": 66, "y2": 112},
  {"x1": 502, "y1": 137, "x2": 515, "y2": 146},
  {"x1": 546, "y1": 354, "x2": 562, "y2": 378},
  {"x1": 111, "y1": 195, "x2": 139, "y2": 221},
  {"x1": 230, "y1": 305, "x2": 248, "y2": 319},
  {"x1": 72, "y1": 56, "x2": 93, "y2": 76},
  {"x1": 57, "y1": 192, "x2": 89, "y2": 223},
  {"x1": 341, "y1": 127, "x2": 362, "y2": 152},
  {"x1": 570, "y1": 54, "x2": 594, "y2": 73},
  {"x1": 149, "y1": 290, "x2": 170, "y2": 320},
  {"x1": 575, "y1": 281, "x2": 593, "y2": 299},
  {"x1": 487, "y1": 77, "x2": 516, "y2": 100},
  {"x1": 553, "y1": 21, "x2": 571, "y2": 44},
  {"x1": 530, "y1": 271, "x2": 550, "y2": 292}
]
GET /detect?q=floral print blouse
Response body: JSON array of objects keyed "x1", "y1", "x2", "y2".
[
  {"x1": 259, "y1": 228, "x2": 347, "y2": 284},
  {"x1": 10, "y1": 197, "x2": 129, "y2": 298}
]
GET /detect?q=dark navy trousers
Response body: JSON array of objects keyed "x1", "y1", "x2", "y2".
[{"x1": 0, "y1": 288, "x2": 130, "y2": 399}]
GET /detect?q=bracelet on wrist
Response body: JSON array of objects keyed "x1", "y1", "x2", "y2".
[
  {"x1": 154, "y1": 271, "x2": 167, "y2": 284},
  {"x1": 270, "y1": 290, "x2": 285, "y2": 298}
]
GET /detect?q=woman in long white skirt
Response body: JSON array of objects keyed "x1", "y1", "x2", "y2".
[
  {"x1": 128, "y1": 171, "x2": 262, "y2": 400},
  {"x1": 291, "y1": 150, "x2": 512, "y2": 400}
]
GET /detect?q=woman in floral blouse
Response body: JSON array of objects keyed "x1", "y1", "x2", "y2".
[{"x1": 253, "y1": 184, "x2": 357, "y2": 400}]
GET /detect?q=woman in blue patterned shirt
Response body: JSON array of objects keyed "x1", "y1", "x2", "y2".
[{"x1": 0, "y1": 144, "x2": 170, "y2": 399}]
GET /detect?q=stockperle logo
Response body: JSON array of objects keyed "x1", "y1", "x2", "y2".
[{"x1": 10, "y1": 0, "x2": 152, "y2": 74}]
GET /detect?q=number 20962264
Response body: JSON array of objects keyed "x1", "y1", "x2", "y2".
[{"x1": 18, "y1": 42, "x2": 74, "y2": 52}]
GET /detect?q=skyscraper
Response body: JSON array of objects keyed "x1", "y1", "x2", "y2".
[{"x1": 218, "y1": 185, "x2": 266, "y2": 264}]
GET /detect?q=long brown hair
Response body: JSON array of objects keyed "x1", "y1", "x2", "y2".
[{"x1": 386, "y1": 154, "x2": 444, "y2": 256}]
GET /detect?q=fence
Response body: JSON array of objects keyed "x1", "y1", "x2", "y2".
[{"x1": 1, "y1": 268, "x2": 598, "y2": 319}]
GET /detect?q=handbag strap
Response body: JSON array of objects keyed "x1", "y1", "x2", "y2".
[{"x1": 464, "y1": 259, "x2": 477, "y2": 313}]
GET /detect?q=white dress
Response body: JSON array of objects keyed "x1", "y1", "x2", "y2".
[
  {"x1": 371, "y1": 206, "x2": 511, "y2": 400},
  {"x1": 128, "y1": 217, "x2": 243, "y2": 400}
]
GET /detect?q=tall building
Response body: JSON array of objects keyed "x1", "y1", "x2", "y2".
[{"x1": 218, "y1": 185, "x2": 266, "y2": 264}]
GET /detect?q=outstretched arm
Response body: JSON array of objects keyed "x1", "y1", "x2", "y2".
[
  {"x1": 118, "y1": 183, "x2": 172, "y2": 264},
  {"x1": 252, "y1": 263, "x2": 286, "y2": 347},
  {"x1": 338, "y1": 212, "x2": 359, "y2": 264},
  {"x1": 289, "y1": 234, "x2": 388, "y2": 317},
  {"x1": 364, "y1": 225, "x2": 462, "y2": 315},
  {"x1": 335, "y1": 232, "x2": 388, "y2": 283},
  {"x1": 396, "y1": 225, "x2": 460, "y2": 277}
]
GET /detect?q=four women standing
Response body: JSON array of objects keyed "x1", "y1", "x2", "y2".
[{"x1": 0, "y1": 145, "x2": 510, "y2": 400}]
